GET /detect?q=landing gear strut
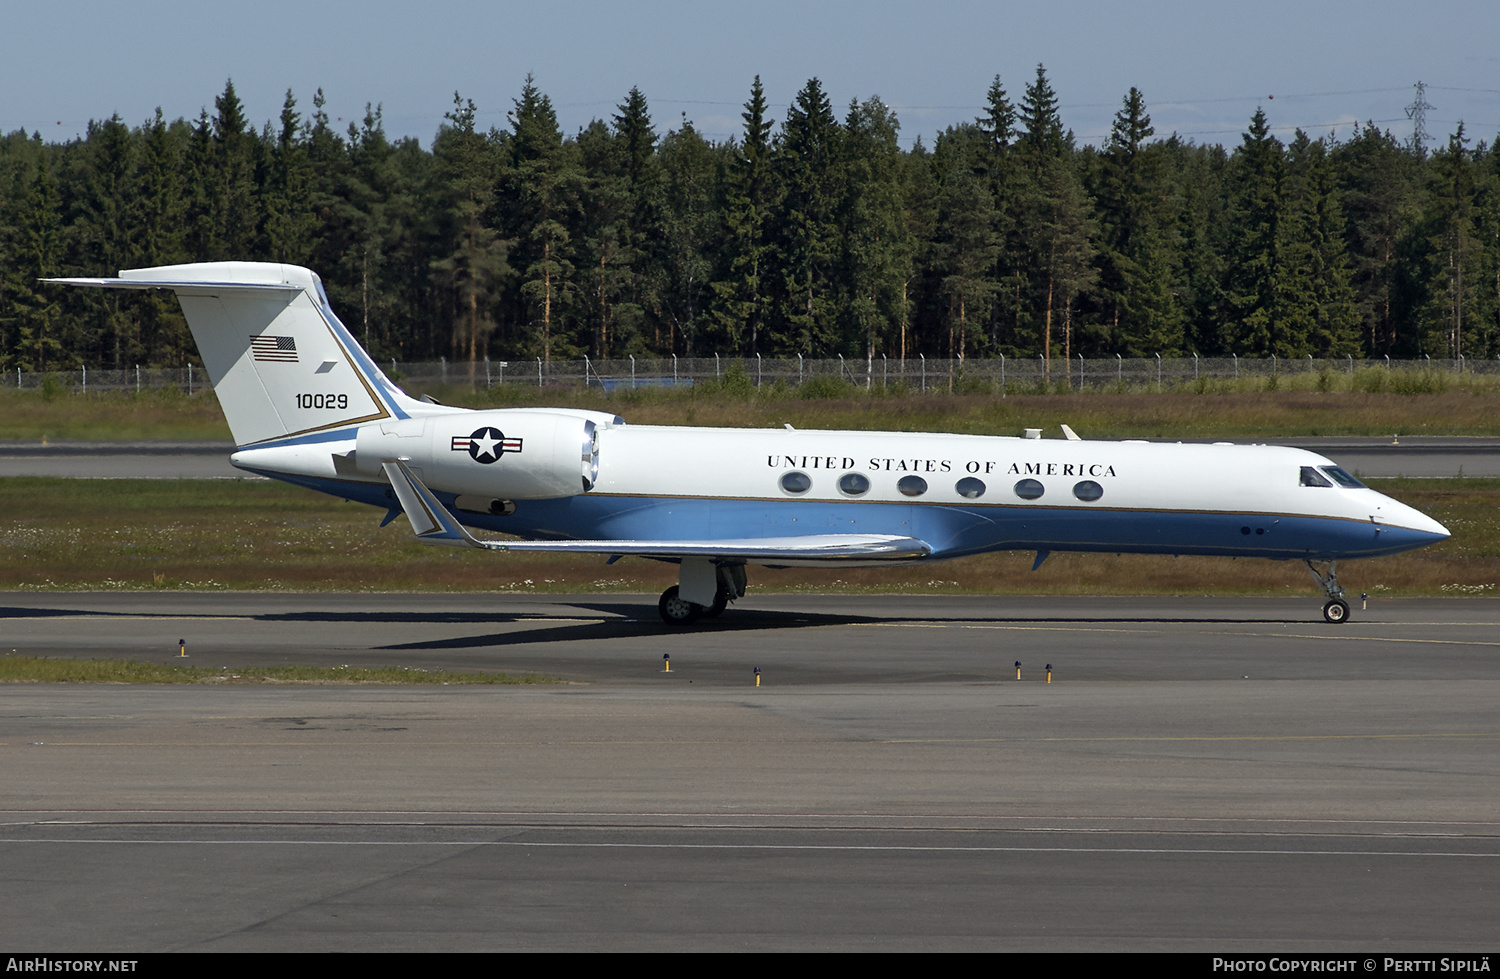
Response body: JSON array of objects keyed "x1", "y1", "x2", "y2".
[{"x1": 1305, "y1": 559, "x2": 1351, "y2": 624}]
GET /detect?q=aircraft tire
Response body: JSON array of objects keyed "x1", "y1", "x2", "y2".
[
  {"x1": 1322, "y1": 599, "x2": 1351, "y2": 624},
  {"x1": 658, "y1": 586, "x2": 702, "y2": 626}
]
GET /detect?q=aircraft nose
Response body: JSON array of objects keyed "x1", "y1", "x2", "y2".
[{"x1": 1380, "y1": 497, "x2": 1449, "y2": 540}]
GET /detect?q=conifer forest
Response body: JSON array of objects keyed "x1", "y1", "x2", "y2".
[{"x1": 3, "y1": 68, "x2": 1498, "y2": 374}]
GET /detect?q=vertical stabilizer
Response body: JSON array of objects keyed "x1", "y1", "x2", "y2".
[{"x1": 48, "y1": 262, "x2": 427, "y2": 446}]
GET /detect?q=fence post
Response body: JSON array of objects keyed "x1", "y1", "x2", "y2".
[
  {"x1": 1078, "y1": 353, "x2": 1084, "y2": 392},
  {"x1": 1155, "y1": 353, "x2": 1161, "y2": 392},
  {"x1": 1459, "y1": 354, "x2": 1465, "y2": 374},
  {"x1": 486, "y1": 355, "x2": 492, "y2": 388},
  {"x1": 1000, "y1": 353, "x2": 1006, "y2": 397},
  {"x1": 188, "y1": 363, "x2": 193, "y2": 395},
  {"x1": 1347, "y1": 354, "x2": 1354, "y2": 374},
  {"x1": 1193, "y1": 352, "x2": 1198, "y2": 382},
  {"x1": 715, "y1": 353, "x2": 720, "y2": 379},
  {"x1": 81, "y1": 365, "x2": 87, "y2": 393},
  {"x1": 838, "y1": 353, "x2": 845, "y2": 382},
  {"x1": 757, "y1": 352, "x2": 763, "y2": 387},
  {"x1": 583, "y1": 355, "x2": 591, "y2": 388},
  {"x1": 882, "y1": 353, "x2": 887, "y2": 390},
  {"x1": 1384, "y1": 354, "x2": 1390, "y2": 370},
  {"x1": 441, "y1": 356, "x2": 447, "y2": 385},
  {"x1": 136, "y1": 364, "x2": 141, "y2": 394},
  {"x1": 672, "y1": 354, "x2": 678, "y2": 384},
  {"x1": 1116, "y1": 353, "x2": 1122, "y2": 387},
  {"x1": 797, "y1": 353, "x2": 802, "y2": 386},
  {"x1": 920, "y1": 353, "x2": 925, "y2": 392},
  {"x1": 867, "y1": 351, "x2": 872, "y2": 389},
  {"x1": 1232, "y1": 353, "x2": 1238, "y2": 379},
  {"x1": 537, "y1": 357, "x2": 543, "y2": 388}
]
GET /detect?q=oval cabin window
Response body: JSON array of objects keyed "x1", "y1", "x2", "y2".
[
  {"x1": 955, "y1": 477, "x2": 986, "y2": 499},
  {"x1": 1013, "y1": 479, "x2": 1045, "y2": 500},
  {"x1": 838, "y1": 472, "x2": 871, "y2": 496},
  {"x1": 1073, "y1": 480, "x2": 1104, "y2": 502}
]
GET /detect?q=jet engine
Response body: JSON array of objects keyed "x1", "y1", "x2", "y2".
[{"x1": 353, "y1": 409, "x2": 618, "y2": 499}]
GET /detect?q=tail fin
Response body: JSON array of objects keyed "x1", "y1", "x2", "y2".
[{"x1": 48, "y1": 262, "x2": 426, "y2": 447}]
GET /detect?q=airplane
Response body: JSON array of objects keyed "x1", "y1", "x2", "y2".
[{"x1": 50, "y1": 262, "x2": 1451, "y2": 626}]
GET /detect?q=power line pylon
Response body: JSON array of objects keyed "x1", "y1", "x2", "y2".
[{"x1": 1405, "y1": 80, "x2": 1435, "y2": 153}]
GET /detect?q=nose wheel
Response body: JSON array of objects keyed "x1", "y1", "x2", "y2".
[
  {"x1": 1322, "y1": 598, "x2": 1351, "y2": 624},
  {"x1": 1306, "y1": 560, "x2": 1352, "y2": 624}
]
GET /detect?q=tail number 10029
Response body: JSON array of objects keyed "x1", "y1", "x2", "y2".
[{"x1": 297, "y1": 393, "x2": 348, "y2": 410}]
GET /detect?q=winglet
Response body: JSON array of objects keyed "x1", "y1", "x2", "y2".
[
  {"x1": 1060, "y1": 424, "x2": 1082, "y2": 441},
  {"x1": 380, "y1": 459, "x2": 500, "y2": 550}
]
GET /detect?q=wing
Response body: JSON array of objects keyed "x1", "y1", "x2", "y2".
[{"x1": 380, "y1": 460, "x2": 931, "y2": 562}]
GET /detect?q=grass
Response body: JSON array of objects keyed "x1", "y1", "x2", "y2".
[
  {"x1": 0, "y1": 476, "x2": 1494, "y2": 597},
  {"x1": 3, "y1": 369, "x2": 1500, "y2": 440},
  {"x1": 0, "y1": 654, "x2": 555, "y2": 684},
  {"x1": 0, "y1": 387, "x2": 230, "y2": 440}
]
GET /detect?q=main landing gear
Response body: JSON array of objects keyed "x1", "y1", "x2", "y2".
[
  {"x1": 658, "y1": 562, "x2": 746, "y2": 626},
  {"x1": 1305, "y1": 559, "x2": 1351, "y2": 624}
]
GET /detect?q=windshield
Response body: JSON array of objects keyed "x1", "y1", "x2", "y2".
[{"x1": 1320, "y1": 466, "x2": 1366, "y2": 489}]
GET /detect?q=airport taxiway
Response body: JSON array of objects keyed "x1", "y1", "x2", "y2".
[{"x1": 2, "y1": 594, "x2": 1497, "y2": 950}]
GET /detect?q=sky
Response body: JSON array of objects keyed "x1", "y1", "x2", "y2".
[{"x1": 6, "y1": 0, "x2": 1499, "y2": 152}]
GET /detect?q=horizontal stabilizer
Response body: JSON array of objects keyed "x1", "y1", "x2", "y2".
[{"x1": 381, "y1": 459, "x2": 931, "y2": 561}]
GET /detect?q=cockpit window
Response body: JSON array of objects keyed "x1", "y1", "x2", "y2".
[
  {"x1": 1299, "y1": 466, "x2": 1333, "y2": 488},
  {"x1": 1320, "y1": 466, "x2": 1366, "y2": 489}
]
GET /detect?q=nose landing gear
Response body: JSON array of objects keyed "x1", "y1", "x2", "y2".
[{"x1": 1306, "y1": 560, "x2": 1351, "y2": 624}]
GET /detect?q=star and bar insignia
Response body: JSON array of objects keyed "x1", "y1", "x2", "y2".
[{"x1": 451, "y1": 426, "x2": 523, "y2": 464}]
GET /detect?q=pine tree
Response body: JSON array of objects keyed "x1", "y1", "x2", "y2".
[
  {"x1": 1225, "y1": 108, "x2": 1284, "y2": 354},
  {"x1": 504, "y1": 77, "x2": 580, "y2": 361},
  {"x1": 1426, "y1": 123, "x2": 1478, "y2": 358},
  {"x1": 1095, "y1": 87, "x2": 1183, "y2": 354},
  {"x1": 931, "y1": 126, "x2": 998, "y2": 367},
  {"x1": 263, "y1": 90, "x2": 315, "y2": 265},
  {"x1": 771, "y1": 78, "x2": 842, "y2": 353},
  {"x1": 210, "y1": 80, "x2": 260, "y2": 260},
  {"x1": 432, "y1": 93, "x2": 509, "y2": 373},
  {"x1": 1288, "y1": 133, "x2": 1359, "y2": 354},
  {"x1": 11, "y1": 156, "x2": 65, "y2": 371},
  {"x1": 712, "y1": 76, "x2": 777, "y2": 354},
  {"x1": 839, "y1": 96, "x2": 910, "y2": 360}
]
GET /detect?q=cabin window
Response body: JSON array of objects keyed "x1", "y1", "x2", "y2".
[
  {"x1": 1013, "y1": 479, "x2": 1044, "y2": 501},
  {"x1": 780, "y1": 471, "x2": 812, "y2": 494},
  {"x1": 956, "y1": 477, "x2": 986, "y2": 499},
  {"x1": 838, "y1": 472, "x2": 871, "y2": 496},
  {"x1": 1299, "y1": 466, "x2": 1333, "y2": 488},
  {"x1": 1073, "y1": 480, "x2": 1103, "y2": 502},
  {"x1": 897, "y1": 475, "x2": 927, "y2": 497},
  {"x1": 1320, "y1": 466, "x2": 1366, "y2": 489}
]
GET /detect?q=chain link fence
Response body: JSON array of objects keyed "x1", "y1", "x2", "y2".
[{"x1": 11, "y1": 354, "x2": 1499, "y2": 395}]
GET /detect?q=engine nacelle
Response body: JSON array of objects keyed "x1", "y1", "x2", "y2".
[{"x1": 354, "y1": 409, "x2": 610, "y2": 499}]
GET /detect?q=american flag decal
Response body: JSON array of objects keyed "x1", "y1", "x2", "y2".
[{"x1": 250, "y1": 335, "x2": 298, "y2": 362}]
